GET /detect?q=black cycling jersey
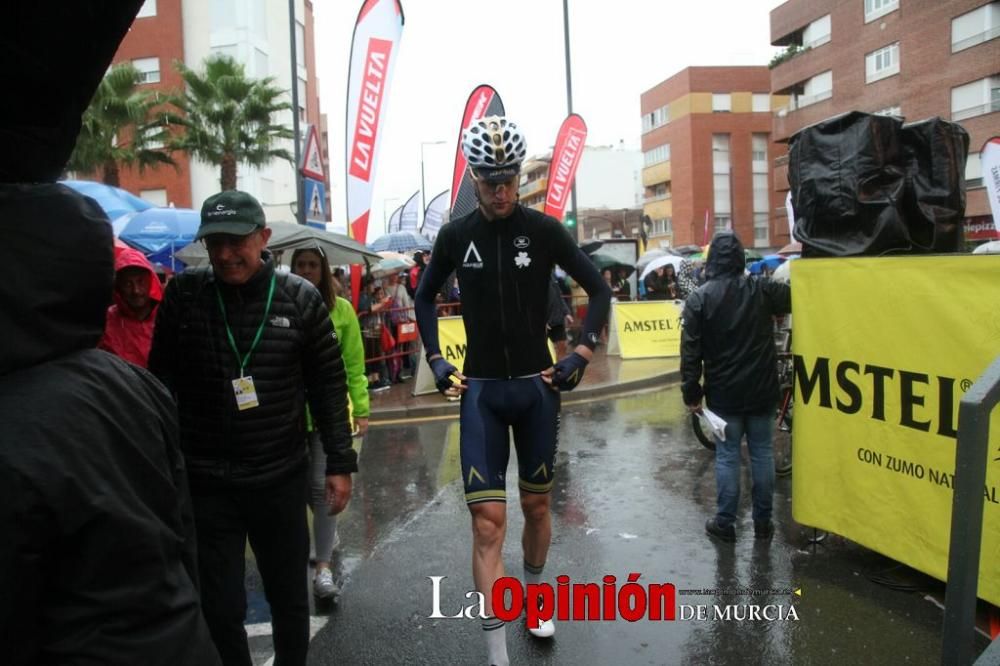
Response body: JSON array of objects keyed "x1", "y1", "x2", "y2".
[{"x1": 414, "y1": 205, "x2": 611, "y2": 379}]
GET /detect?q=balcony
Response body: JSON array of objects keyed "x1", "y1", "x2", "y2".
[
  {"x1": 952, "y1": 25, "x2": 1000, "y2": 53},
  {"x1": 519, "y1": 176, "x2": 547, "y2": 199},
  {"x1": 772, "y1": 95, "x2": 836, "y2": 142},
  {"x1": 643, "y1": 199, "x2": 672, "y2": 220},
  {"x1": 641, "y1": 161, "x2": 671, "y2": 188},
  {"x1": 952, "y1": 101, "x2": 1000, "y2": 122}
]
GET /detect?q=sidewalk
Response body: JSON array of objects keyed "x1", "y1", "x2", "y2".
[{"x1": 368, "y1": 347, "x2": 680, "y2": 422}]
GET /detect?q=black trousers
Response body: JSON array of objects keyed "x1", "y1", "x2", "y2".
[{"x1": 190, "y1": 464, "x2": 310, "y2": 666}]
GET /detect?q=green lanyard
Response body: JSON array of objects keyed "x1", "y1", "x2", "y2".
[{"x1": 215, "y1": 273, "x2": 276, "y2": 377}]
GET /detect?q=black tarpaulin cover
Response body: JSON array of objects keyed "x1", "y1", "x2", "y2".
[{"x1": 788, "y1": 111, "x2": 968, "y2": 257}]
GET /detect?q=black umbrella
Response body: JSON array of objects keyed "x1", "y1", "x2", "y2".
[{"x1": 589, "y1": 252, "x2": 635, "y2": 278}]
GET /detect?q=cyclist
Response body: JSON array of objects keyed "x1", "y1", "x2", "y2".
[{"x1": 414, "y1": 116, "x2": 610, "y2": 666}]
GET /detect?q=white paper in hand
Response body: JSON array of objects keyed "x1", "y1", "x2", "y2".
[{"x1": 698, "y1": 407, "x2": 728, "y2": 442}]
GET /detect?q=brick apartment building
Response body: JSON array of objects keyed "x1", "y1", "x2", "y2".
[
  {"x1": 769, "y1": 0, "x2": 999, "y2": 241},
  {"x1": 639, "y1": 67, "x2": 790, "y2": 251},
  {"x1": 105, "y1": 0, "x2": 327, "y2": 223}
]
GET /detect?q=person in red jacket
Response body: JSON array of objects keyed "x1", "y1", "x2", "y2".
[{"x1": 99, "y1": 247, "x2": 162, "y2": 367}]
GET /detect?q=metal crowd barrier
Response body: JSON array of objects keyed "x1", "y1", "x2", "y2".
[{"x1": 941, "y1": 354, "x2": 1000, "y2": 665}]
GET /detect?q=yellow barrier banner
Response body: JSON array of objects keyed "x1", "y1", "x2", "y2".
[
  {"x1": 612, "y1": 301, "x2": 683, "y2": 359},
  {"x1": 413, "y1": 317, "x2": 555, "y2": 396},
  {"x1": 413, "y1": 316, "x2": 468, "y2": 396},
  {"x1": 792, "y1": 255, "x2": 1000, "y2": 606}
]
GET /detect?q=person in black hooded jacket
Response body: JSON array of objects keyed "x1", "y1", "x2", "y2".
[
  {"x1": 680, "y1": 231, "x2": 791, "y2": 543},
  {"x1": 0, "y1": 183, "x2": 220, "y2": 666}
]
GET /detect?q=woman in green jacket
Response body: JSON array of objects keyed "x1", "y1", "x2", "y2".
[{"x1": 292, "y1": 247, "x2": 370, "y2": 599}]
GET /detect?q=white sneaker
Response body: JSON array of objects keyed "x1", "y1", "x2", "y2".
[
  {"x1": 527, "y1": 616, "x2": 555, "y2": 639},
  {"x1": 526, "y1": 597, "x2": 554, "y2": 639},
  {"x1": 313, "y1": 569, "x2": 339, "y2": 599}
]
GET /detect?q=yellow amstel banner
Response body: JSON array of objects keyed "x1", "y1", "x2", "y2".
[
  {"x1": 612, "y1": 301, "x2": 683, "y2": 359},
  {"x1": 413, "y1": 317, "x2": 555, "y2": 396},
  {"x1": 792, "y1": 255, "x2": 1000, "y2": 605}
]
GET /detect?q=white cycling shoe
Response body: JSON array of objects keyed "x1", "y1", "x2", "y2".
[{"x1": 527, "y1": 616, "x2": 555, "y2": 639}]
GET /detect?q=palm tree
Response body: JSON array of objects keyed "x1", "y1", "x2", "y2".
[
  {"x1": 66, "y1": 63, "x2": 175, "y2": 187},
  {"x1": 170, "y1": 54, "x2": 294, "y2": 191}
]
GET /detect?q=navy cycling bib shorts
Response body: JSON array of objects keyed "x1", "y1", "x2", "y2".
[{"x1": 460, "y1": 375, "x2": 560, "y2": 504}]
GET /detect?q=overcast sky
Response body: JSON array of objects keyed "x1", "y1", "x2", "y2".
[{"x1": 314, "y1": 0, "x2": 785, "y2": 239}]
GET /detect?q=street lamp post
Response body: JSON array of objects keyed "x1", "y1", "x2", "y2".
[
  {"x1": 420, "y1": 141, "x2": 446, "y2": 229},
  {"x1": 383, "y1": 197, "x2": 401, "y2": 235}
]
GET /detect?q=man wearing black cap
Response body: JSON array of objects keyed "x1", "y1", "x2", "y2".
[{"x1": 149, "y1": 190, "x2": 356, "y2": 666}]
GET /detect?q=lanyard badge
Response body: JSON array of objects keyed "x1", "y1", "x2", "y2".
[{"x1": 216, "y1": 274, "x2": 276, "y2": 411}]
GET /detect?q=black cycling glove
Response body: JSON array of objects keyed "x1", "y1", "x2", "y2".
[
  {"x1": 552, "y1": 352, "x2": 589, "y2": 391},
  {"x1": 429, "y1": 356, "x2": 459, "y2": 394}
]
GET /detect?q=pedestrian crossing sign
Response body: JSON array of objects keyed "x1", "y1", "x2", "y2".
[{"x1": 304, "y1": 178, "x2": 326, "y2": 224}]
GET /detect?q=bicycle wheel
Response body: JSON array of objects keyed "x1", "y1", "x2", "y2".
[{"x1": 691, "y1": 413, "x2": 717, "y2": 451}]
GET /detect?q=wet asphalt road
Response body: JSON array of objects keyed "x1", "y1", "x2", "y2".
[{"x1": 242, "y1": 385, "x2": 990, "y2": 665}]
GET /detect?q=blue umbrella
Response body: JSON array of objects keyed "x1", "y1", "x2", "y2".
[
  {"x1": 749, "y1": 255, "x2": 787, "y2": 275},
  {"x1": 117, "y1": 207, "x2": 201, "y2": 270},
  {"x1": 369, "y1": 230, "x2": 433, "y2": 253},
  {"x1": 60, "y1": 180, "x2": 154, "y2": 220}
]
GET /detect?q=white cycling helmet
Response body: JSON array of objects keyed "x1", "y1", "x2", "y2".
[{"x1": 462, "y1": 115, "x2": 526, "y2": 181}]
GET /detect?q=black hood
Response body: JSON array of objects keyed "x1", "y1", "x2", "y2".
[
  {"x1": 0, "y1": 183, "x2": 114, "y2": 375},
  {"x1": 705, "y1": 231, "x2": 745, "y2": 279},
  {"x1": 0, "y1": 1, "x2": 144, "y2": 182}
]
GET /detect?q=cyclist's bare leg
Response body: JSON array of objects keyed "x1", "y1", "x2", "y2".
[
  {"x1": 520, "y1": 492, "x2": 551, "y2": 566},
  {"x1": 470, "y1": 501, "x2": 507, "y2": 615}
]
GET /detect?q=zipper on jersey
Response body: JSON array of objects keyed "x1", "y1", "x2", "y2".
[{"x1": 496, "y1": 233, "x2": 512, "y2": 377}]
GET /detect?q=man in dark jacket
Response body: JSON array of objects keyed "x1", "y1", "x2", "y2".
[
  {"x1": 0, "y1": 183, "x2": 220, "y2": 666},
  {"x1": 680, "y1": 231, "x2": 791, "y2": 543},
  {"x1": 149, "y1": 190, "x2": 356, "y2": 666}
]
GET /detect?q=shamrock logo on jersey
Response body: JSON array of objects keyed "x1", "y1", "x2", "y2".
[{"x1": 514, "y1": 252, "x2": 531, "y2": 268}]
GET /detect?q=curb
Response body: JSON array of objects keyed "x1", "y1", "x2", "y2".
[{"x1": 369, "y1": 369, "x2": 682, "y2": 423}]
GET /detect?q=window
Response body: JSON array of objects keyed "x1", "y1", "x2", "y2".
[
  {"x1": 965, "y1": 151, "x2": 983, "y2": 186},
  {"x1": 712, "y1": 134, "x2": 731, "y2": 215},
  {"x1": 643, "y1": 144, "x2": 670, "y2": 166},
  {"x1": 754, "y1": 213, "x2": 770, "y2": 246},
  {"x1": 211, "y1": 0, "x2": 237, "y2": 30},
  {"x1": 642, "y1": 105, "x2": 669, "y2": 132},
  {"x1": 752, "y1": 134, "x2": 769, "y2": 172},
  {"x1": 752, "y1": 94, "x2": 771, "y2": 112},
  {"x1": 140, "y1": 188, "x2": 167, "y2": 206},
  {"x1": 712, "y1": 94, "x2": 732, "y2": 112},
  {"x1": 254, "y1": 48, "x2": 268, "y2": 78},
  {"x1": 646, "y1": 183, "x2": 671, "y2": 201},
  {"x1": 952, "y1": 75, "x2": 1000, "y2": 120},
  {"x1": 296, "y1": 22, "x2": 306, "y2": 72},
  {"x1": 253, "y1": 0, "x2": 268, "y2": 40},
  {"x1": 298, "y1": 77, "x2": 307, "y2": 122},
  {"x1": 865, "y1": 0, "x2": 899, "y2": 23},
  {"x1": 714, "y1": 217, "x2": 731, "y2": 233},
  {"x1": 875, "y1": 105, "x2": 902, "y2": 116},
  {"x1": 652, "y1": 218, "x2": 672, "y2": 235},
  {"x1": 753, "y1": 174, "x2": 770, "y2": 215},
  {"x1": 802, "y1": 14, "x2": 831, "y2": 48},
  {"x1": 136, "y1": 0, "x2": 157, "y2": 18},
  {"x1": 796, "y1": 70, "x2": 833, "y2": 108},
  {"x1": 132, "y1": 57, "x2": 160, "y2": 84},
  {"x1": 952, "y1": 3, "x2": 999, "y2": 52},
  {"x1": 866, "y1": 42, "x2": 900, "y2": 83}
]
